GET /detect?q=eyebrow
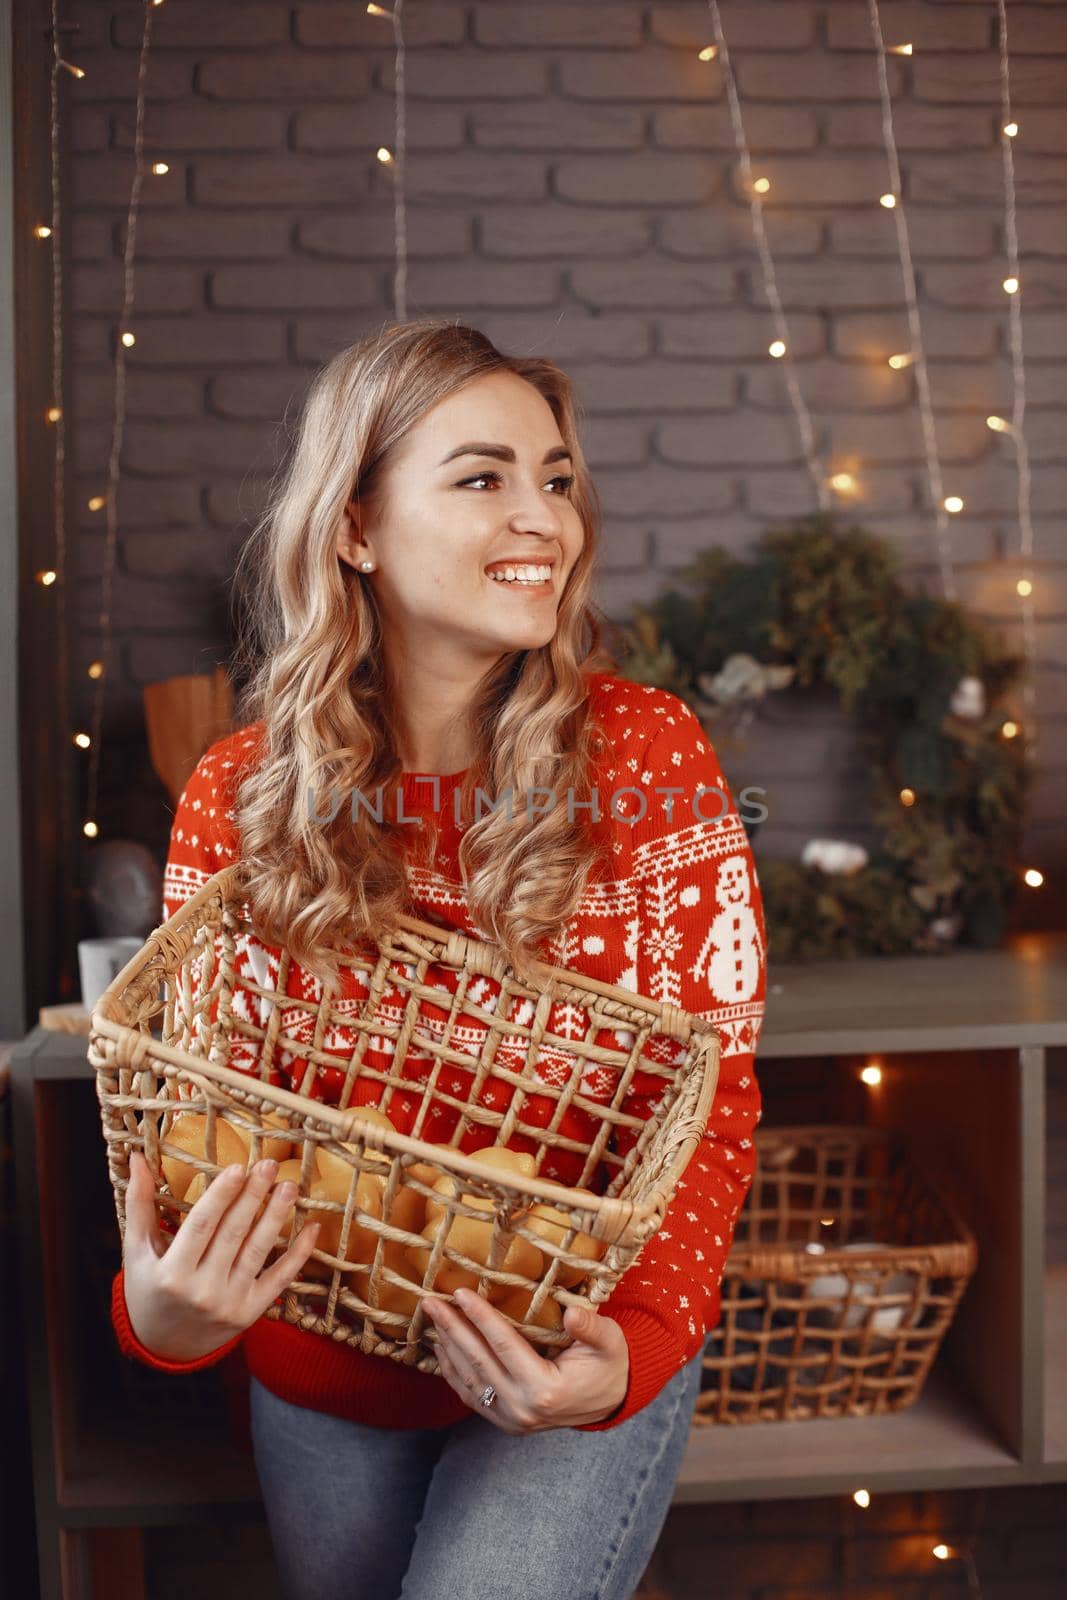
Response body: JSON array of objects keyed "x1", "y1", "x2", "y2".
[{"x1": 437, "y1": 442, "x2": 573, "y2": 468}]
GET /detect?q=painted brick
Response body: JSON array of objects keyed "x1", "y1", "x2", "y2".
[
  {"x1": 661, "y1": 410, "x2": 804, "y2": 467},
  {"x1": 73, "y1": 369, "x2": 202, "y2": 420},
  {"x1": 405, "y1": 260, "x2": 560, "y2": 309},
  {"x1": 193, "y1": 155, "x2": 373, "y2": 207},
  {"x1": 826, "y1": 2, "x2": 990, "y2": 51},
  {"x1": 825, "y1": 409, "x2": 990, "y2": 464},
  {"x1": 736, "y1": 52, "x2": 905, "y2": 101},
  {"x1": 198, "y1": 54, "x2": 372, "y2": 101},
  {"x1": 73, "y1": 156, "x2": 185, "y2": 209},
  {"x1": 480, "y1": 205, "x2": 652, "y2": 259},
  {"x1": 652, "y1": 103, "x2": 818, "y2": 153},
  {"x1": 209, "y1": 263, "x2": 378, "y2": 311},
  {"x1": 121, "y1": 420, "x2": 282, "y2": 477},
  {"x1": 728, "y1": 155, "x2": 896, "y2": 208},
  {"x1": 473, "y1": 311, "x2": 655, "y2": 364},
  {"x1": 73, "y1": 262, "x2": 199, "y2": 314},
  {"x1": 909, "y1": 152, "x2": 1067, "y2": 207},
  {"x1": 557, "y1": 52, "x2": 724, "y2": 103},
  {"x1": 650, "y1": 2, "x2": 816, "y2": 52},
  {"x1": 209, "y1": 370, "x2": 313, "y2": 421},
  {"x1": 72, "y1": 54, "x2": 193, "y2": 101},
  {"x1": 294, "y1": 313, "x2": 413, "y2": 366},
  {"x1": 580, "y1": 417, "x2": 650, "y2": 469},
  {"x1": 658, "y1": 208, "x2": 822, "y2": 259},
  {"x1": 299, "y1": 210, "x2": 472, "y2": 260},
  {"x1": 555, "y1": 152, "x2": 721, "y2": 207},
  {"x1": 1014, "y1": 210, "x2": 1067, "y2": 256},
  {"x1": 569, "y1": 361, "x2": 735, "y2": 414},
  {"x1": 400, "y1": 154, "x2": 548, "y2": 204},
  {"x1": 378, "y1": 51, "x2": 548, "y2": 99},
  {"x1": 71, "y1": 107, "x2": 109, "y2": 152},
  {"x1": 126, "y1": 635, "x2": 234, "y2": 685},
  {"x1": 73, "y1": 477, "x2": 200, "y2": 532},
  {"x1": 746, "y1": 466, "x2": 914, "y2": 517},
  {"x1": 830, "y1": 209, "x2": 997, "y2": 259},
  {"x1": 656, "y1": 309, "x2": 826, "y2": 361},
  {"x1": 825, "y1": 103, "x2": 994, "y2": 152},
  {"x1": 133, "y1": 211, "x2": 292, "y2": 260},
  {"x1": 750, "y1": 259, "x2": 909, "y2": 309},
  {"x1": 294, "y1": 103, "x2": 464, "y2": 153},
  {"x1": 833, "y1": 310, "x2": 1000, "y2": 360},
  {"x1": 474, "y1": 4, "x2": 642, "y2": 50},
  {"x1": 470, "y1": 103, "x2": 645, "y2": 153},
  {"x1": 569, "y1": 259, "x2": 735, "y2": 311},
  {"x1": 913, "y1": 55, "x2": 1063, "y2": 105},
  {"x1": 122, "y1": 316, "x2": 286, "y2": 365},
  {"x1": 205, "y1": 479, "x2": 275, "y2": 530},
  {"x1": 594, "y1": 463, "x2": 736, "y2": 520},
  {"x1": 294, "y1": 3, "x2": 466, "y2": 49},
  {"x1": 70, "y1": 216, "x2": 116, "y2": 262},
  {"x1": 122, "y1": 530, "x2": 242, "y2": 582},
  {"x1": 113, "y1": 104, "x2": 286, "y2": 153},
  {"x1": 113, "y1": 4, "x2": 287, "y2": 50},
  {"x1": 925, "y1": 260, "x2": 1067, "y2": 310},
  {"x1": 744, "y1": 358, "x2": 912, "y2": 413},
  {"x1": 1017, "y1": 311, "x2": 1067, "y2": 359}
]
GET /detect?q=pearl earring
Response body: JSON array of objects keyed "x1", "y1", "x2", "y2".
[{"x1": 360, "y1": 560, "x2": 374, "y2": 572}]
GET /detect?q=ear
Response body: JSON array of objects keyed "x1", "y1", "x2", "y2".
[{"x1": 336, "y1": 498, "x2": 368, "y2": 571}]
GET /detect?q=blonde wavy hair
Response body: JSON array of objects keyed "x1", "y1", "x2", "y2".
[{"x1": 229, "y1": 319, "x2": 621, "y2": 990}]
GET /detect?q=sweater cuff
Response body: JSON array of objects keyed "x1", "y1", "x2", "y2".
[
  {"x1": 571, "y1": 1304, "x2": 687, "y2": 1432},
  {"x1": 111, "y1": 1268, "x2": 244, "y2": 1372}
]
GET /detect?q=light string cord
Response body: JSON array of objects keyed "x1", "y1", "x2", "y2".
[
  {"x1": 995, "y1": 0, "x2": 1038, "y2": 763},
  {"x1": 703, "y1": 0, "x2": 830, "y2": 514},
  {"x1": 390, "y1": 0, "x2": 407, "y2": 322},
  {"x1": 866, "y1": 0, "x2": 956, "y2": 602},
  {"x1": 85, "y1": 0, "x2": 157, "y2": 828},
  {"x1": 48, "y1": 0, "x2": 73, "y2": 862}
]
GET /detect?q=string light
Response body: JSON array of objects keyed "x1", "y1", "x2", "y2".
[
  {"x1": 1024, "y1": 868, "x2": 1044, "y2": 888},
  {"x1": 698, "y1": 45, "x2": 718, "y2": 62},
  {"x1": 768, "y1": 339, "x2": 786, "y2": 358},
  {"x1": 899, "y1": 787, "x2": 916, "y2": 806},
  {"x1": 943, "y1": 495, "x2": 964, "y2": 514},
  {"x1": 860, "y1": 1064, "x2": 883, "y2": 1085},
  {"x1": 879, "y1": 192, "x2": 896, "y2": 208},
  {"x1": 45, "y1": 405, "x2": 61, "y2": 423},
  {"x1": 37, "y1": 569, "x2": 57, "y2": 587},
  {"x1": 120, "y1": 330, "x2": 136, "y2": 347},
  {"x1": 887, "y1": 352, "x2": 913, "y2": 369},
  {"x1": 1001, "y1": 720, "x2": 1018, "y2": 739},
  {"x1": 87, "y1": 661, "x2": 104, "y2": 680},
  {"x1": 57, "y1": 59, "x2": 85, "y2": 79},
  {"x1": 868, "y1": 0, "x2": 956, "y2": 601},
  {"x1": 84, "y1": 0, "x2": 162, "y2": 839},
  {"x1": 87, "y1": 495, "x2": 105, "y2": 511},
  {"x1": 705, "y1": 1, "x2": 829, "y2": 511},
  {"x1": 368, "y1": 0, "x2": 407, "y2": 320},
  {"x1": 889, "y1": 42, "x2": 913, "y2": 55},
  {"x1": 986, "y1": 415, "x2": 1011, "y2": 433},
  {"x1": 150, "y1": 160, "x2": 169, "y2": 176},
  {"x1": 1002, "y1": 275, "x2": 1019, "y2": 294},
  {"x1": 996, "y1": 0, "x2": 1039, "y2": 766},
  {"x1": 34, "y1": 224, "x2": 52, "y2": 240},
  {"x1": 853, "y1": 1489, "x2": 871, "y2": 1508},
  {"x1": 753, "y1": 176, "x2": 770, "y2": 194},
  {"x1": 73, "y1": 732, "x2": 91, "y2": 749},
  {"x1": 932, "y1": 1544, "x2": 952, "y2": 1561},
  {"x1": 829, "y1": 471, "x2": 856, "y2": 493}
]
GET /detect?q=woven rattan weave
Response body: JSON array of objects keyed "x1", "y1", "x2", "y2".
[{"x1": 89, "y1": 861, "x2": 722, "y2": 1375}]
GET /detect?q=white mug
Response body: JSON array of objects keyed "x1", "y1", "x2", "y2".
[{"x1": 78, "y1": 936, "x2": 145, "y2": 1011}]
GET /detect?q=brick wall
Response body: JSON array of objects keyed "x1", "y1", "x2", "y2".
[{"x1": 63, "y1": 0, "x2": 1066, "y2": 877}]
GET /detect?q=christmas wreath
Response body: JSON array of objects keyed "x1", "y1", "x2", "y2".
[{"x1": 617, "y1": 513, "x2": 1032, "y2": 962}]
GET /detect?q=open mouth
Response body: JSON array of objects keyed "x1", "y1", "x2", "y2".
[{"x1": 484, "y1": 565, "x2": 554, "y2": 593}]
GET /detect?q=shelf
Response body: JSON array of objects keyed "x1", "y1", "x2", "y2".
[
  {"x1": 675, "y1": 1359, "x2": 1021, "y2": 1504},
  {"x1": 57, "y1": 1423, "x2": 261, "y2": 1527},
  {"x1": 1045, "y1": 1263, "x2": 1067, "y2": 1473}
]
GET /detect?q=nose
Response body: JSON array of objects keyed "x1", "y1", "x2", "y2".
[{"x1": 506, "y1": 479, "x2": 567, "y2": 537}]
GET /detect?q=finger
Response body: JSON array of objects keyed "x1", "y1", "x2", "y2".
[
  {"x1": 253, "y1": 1218, "x2": 323, "y2": 1312},
  {"x1": 159, "y1": 1161, "x2": 250, "y2": 1272},
  {"x1": 231, "y1": 1178, "x2": 302, "y2": 1281},
  {"x1": 425, "y1": 1296, "x2": 510, "y2": 1394},
  {"x1": 197, "y1": 1159, "x2": 281, "y2": 1277},
  {"x1": 449, "y1": 1288, "x2": 548, "y2": 1383},
  {"x1": 124, "y1": 1150, "x2": 164, "y2": 1260}
]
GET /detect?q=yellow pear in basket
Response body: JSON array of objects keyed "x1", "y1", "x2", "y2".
[
  {"x1": 237, "y1": 1108, "x2": 294, "y2": 1164},
  {"x1": 160, "y1": 1111, "x2": 248, "y2": 1199},
  {"x1": 495, "y1": 1285, "x2": 565, "y2": 1332},
  {"x1": 522, "y1": 1184, "x2": 606, "y2": 1288},
  {"x1": 312, "y1": 1159, "x2": 385, "y2": 1267},
  {"x1": 416, "y1": 1200, "x2": 543, "y2": 1289},
  {"x1": 352, "y1": 1239, "x2": 422, "y2": 1320}
]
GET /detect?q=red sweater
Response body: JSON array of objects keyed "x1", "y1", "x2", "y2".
[{"x1": 112, "y1": 670, "x2": 766, "y2": 1432}]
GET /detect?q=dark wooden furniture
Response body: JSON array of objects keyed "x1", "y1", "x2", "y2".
[{"x1": 12, "y1": 930, "x2": 1067, "y2": 1594}]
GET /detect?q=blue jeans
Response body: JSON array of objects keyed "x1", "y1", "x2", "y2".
[{"x1": 249, "y1": 1351, "x2": 704, "y2": 1600}]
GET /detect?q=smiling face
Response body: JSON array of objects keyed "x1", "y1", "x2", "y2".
[{"x1": 336, "y1": 369, "x2": 586, "y2": 674}]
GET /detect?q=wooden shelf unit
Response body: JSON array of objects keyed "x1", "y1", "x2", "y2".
[{"x1": 13, "y1": 929, "x2": 1067, "y2": 1592}]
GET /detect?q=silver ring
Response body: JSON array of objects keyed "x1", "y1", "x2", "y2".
[{"x1": 479, "y1": 1383, "x2": 497, "y2": 1408}]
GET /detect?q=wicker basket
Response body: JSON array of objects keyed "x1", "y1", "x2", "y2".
[
  {"x1": 695, "y1": 1124, "x2": 978, "y2": 1424},
  {"x1": 88, "y1": 862, "x2": 722, "y2": 1375}
]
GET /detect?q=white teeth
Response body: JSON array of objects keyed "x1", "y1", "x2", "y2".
[{"x1": 487, "y1": 564, "x2": 552, "y2": 584}]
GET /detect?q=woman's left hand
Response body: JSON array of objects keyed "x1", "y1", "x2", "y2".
[{"x1": 423, "y1": 1289, "x2": 629, "y2": 1434}]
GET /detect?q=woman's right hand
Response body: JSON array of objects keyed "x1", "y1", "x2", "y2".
[{"x1": 122, "y1": 1149, "x2": 321, "y2": 1362}]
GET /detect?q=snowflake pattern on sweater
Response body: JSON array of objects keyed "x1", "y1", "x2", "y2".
[{"x1": 112, "y1": 671, "x2": 765, "y2": 1432}]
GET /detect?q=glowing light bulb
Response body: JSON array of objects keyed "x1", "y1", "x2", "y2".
[
  {"x1": 1017, "y1": 577, "x2": 1033, "y2": 597},
  {"x1": 853, "y1": 1490, "x2": 871, "y2": 1508},
  {"x1": 73, "y1": 732, "x2": 91, "y2": 749},
  {"x1": 753, "y1": 177, "x2": 770, "y2": 194},
  {"x1": 88, "y1": 495, "x2": 105, "y2": 512},
  {"x1": 830, "y1": 472, "x2": 855, "y2": 493},
  {"x1": 37, "y1": 569, "x2": 57, "y2": 586},
  {"x1": 1001, "y1": 720, "x2": 1018, "y2": 739},
  {"x1": 890, "y1": 42, "x2": 913, "y2": 56},
  {"x1": 986, "y1": 415, "x2": 1010, "y2": 432},
  {"x1": 899, "y1": 787, "x2": 916, "y2": 806},
  {"x1": 888, "y1": 352, "x2": 914, "y2": 369},
  {"x1": 120, "y1": 330, "x2": 136, "y2": 348},
  {"x1": 376, "y1": 146, "x2": 394, "y2": 164},
  {"x1": 943, "y1": 495, "x2": 963, "y2": 514},
  {"x1": 367, "y1": 3, "x2": 392, "y2": 14},
  {"x1": 151, "y1": 161, "x2": 169, "y2": 176},
  {"x1": 87, "y1": 661, "x2": 105, "y2": 679},
  {"x1": 932, "y1": 1545, "x2": 952, "y2": 1561},
  {"x1": 820, "y1": 1215, "x2": 835, "y2": 1227},
  {"x1": 34, "y1": 224, "x2": 52, "y2": 240},
  {"x1": 861, "y1": 1064, "x2": 883, "y2": 1086},
  {"x1": 83, "y1": 819, "x2": 99, "y2": 838},
  {"x1": 1024, "y1": 868, "x2": 1044, "y2": 888},
  {"x1": 1003, "y1": 276, "x2": 1019, "y2": 294},
  {"x1": 879, "y1": 193, "x2": 897, "y2": 209},
  {"x1": 768, "y1": 339, "x2": 786, "y2": 358},
  {"x1": 59, "y1": 60, "x2": 86, "y2": 79},
  {"x1": 1003, "y1": 122, "x2": 1018, "y2": 138},
  {"x1": 698, "y1": 45, "x2": 719, "y2": 62},
  {"x1": 46, "y1": 406, "x2": 61, "y2": 423}
]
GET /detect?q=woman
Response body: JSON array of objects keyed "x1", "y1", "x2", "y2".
[{"x1": 113, "y1": 320, "x2": 767, "y2": 1599}]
